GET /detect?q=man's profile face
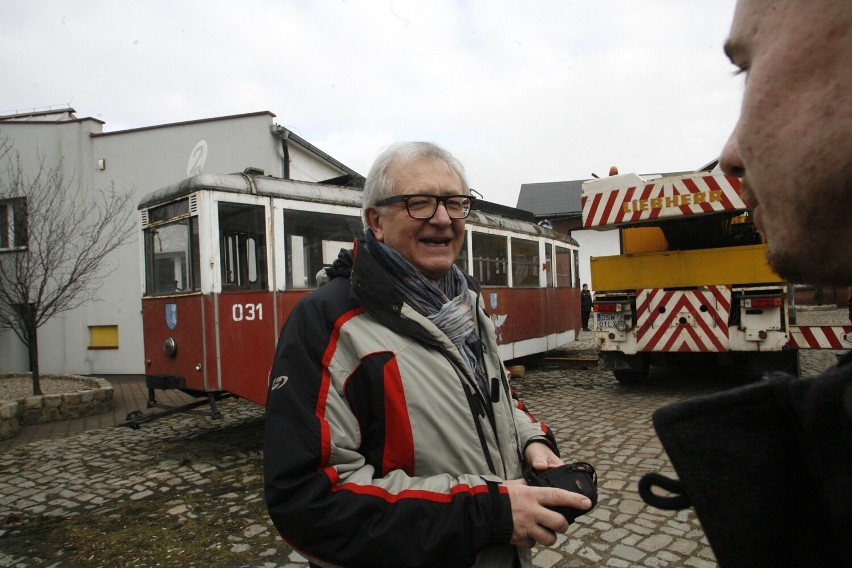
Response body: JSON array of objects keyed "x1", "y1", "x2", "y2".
[
  {"x1": 366, "y1": 157, "x2": 466, "y2": 283},
  {"x1": 719, "y1": 0, "x2": 852, "y2": 285}
]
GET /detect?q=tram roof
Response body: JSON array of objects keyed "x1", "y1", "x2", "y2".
[
  {"x1": 139, "y1": 171, "x2": 578, "y2": 246},
  {"x1": 139, "y1": 171, "x2": 364, "y2": 210},
  {"x1": 467, "y1": 209, "x2": 577, "y2": 244}
]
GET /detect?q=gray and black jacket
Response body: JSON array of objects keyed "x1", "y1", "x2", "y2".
[{"x1": 264, "y1": 242, "x2": 559, "y2": 568}]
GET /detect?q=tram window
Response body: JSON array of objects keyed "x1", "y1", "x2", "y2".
[
  {"x1": 555, "y1": 246, "x2": 572, "y2": 288},
  {"x1": 247, "y1": 238, "x2": 258, "y2": 282},
  {"x1": 545, "y1": 243, "x2": 554, "y2": 288},
  {"x1": 220, "y1": 203, "x2": 267, "y2": 291},
  {"x1": 471, "y1": 233, "x2": 508, "y2": 286},
  {"x1": 512, "y1": 238, "x2": 540, "y2": 288},
  {"x1": 148, "y1": 198, "x2": 189, "y2": 224},
  {"x1": 143, "y1": 217, "x2": 200, "y2": 295},
  {"x1": 284, "y1": 209, "x2": 362, "y2": 289}
]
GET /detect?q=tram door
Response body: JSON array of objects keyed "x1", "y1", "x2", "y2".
[
  {"x1": 216, "y1": 202, "x2": 275, "y2": 404},
  {"x1": 220, "y1": 203, "x2": 267, "y2": 290}
]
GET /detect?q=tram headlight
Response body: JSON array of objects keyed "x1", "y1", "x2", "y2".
[
  {"x1": 163, "y1": 337, "x2": 177, "y2": 358},
  {"x1": 615, "y1": 320, "x2": 628, "y2": 332}
]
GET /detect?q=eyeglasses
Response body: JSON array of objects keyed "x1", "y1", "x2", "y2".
[{"x1": 374, "y1": 193, "x2": 475, "y2": 219}]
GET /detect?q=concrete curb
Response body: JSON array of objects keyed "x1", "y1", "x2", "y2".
[{"x1": 0, "y1": 374, "x2": 114, "y2": 441}]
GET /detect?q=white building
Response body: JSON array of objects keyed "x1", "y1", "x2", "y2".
[{"x1": 0, "y1": 108, "x2": 362, "y2": 376}]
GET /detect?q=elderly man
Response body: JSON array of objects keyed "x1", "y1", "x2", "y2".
[
  {"x1": 264, "y1": 141, "x2": 590, "y2": 568},
  {"x1": 639, "y1": 2, "x2": 852, "y2": 567}
]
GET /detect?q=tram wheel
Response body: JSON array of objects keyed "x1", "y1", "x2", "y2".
[{"x1": 125, "y1": 410, "x2": 144, "y2": 430}]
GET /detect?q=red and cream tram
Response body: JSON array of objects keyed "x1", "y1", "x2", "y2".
[{"x1": 138, "y1": 169, "x2": 581, "y2": 414}]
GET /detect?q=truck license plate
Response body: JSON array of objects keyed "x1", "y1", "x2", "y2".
[{"x1": 596, "y1": 313, "x2": 623, "y2": 329}]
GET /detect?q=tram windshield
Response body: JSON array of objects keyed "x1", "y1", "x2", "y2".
[{"x1": 143, "y1": 198, "x2": 200, "y2": 295}]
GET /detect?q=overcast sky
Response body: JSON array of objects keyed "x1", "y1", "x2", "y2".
[{"x1": 2, "y1": 0, "x2": 743, "y2": 207}]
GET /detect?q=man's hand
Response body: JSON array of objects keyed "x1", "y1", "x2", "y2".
[
  {"x1": 524, "y1": 441, "x2": 564, "y2": 472},
  {"x1": 504, "y1": 480, "x2": 593, "y2": 548}
]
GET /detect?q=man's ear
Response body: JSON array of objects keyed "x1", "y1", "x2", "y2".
[{"x1": 365, "y1": 207, "x2": 385, "y2": 241}]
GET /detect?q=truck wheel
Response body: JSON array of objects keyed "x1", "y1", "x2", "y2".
[
  {"x1": 747, "y1": 350, "x2": 801, "y2": 378},
  {"x1": 605, "y1": 353, "x2": 650, "y2": 384},
  {"x1": 612, "y1": 369, "x2": 649, "y2": 384}
]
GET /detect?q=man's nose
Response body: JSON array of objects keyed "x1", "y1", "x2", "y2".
[
  {"x1": 719, "y1": 124, "x2": 745, "y2": 178},
  {"x1": 429, "y1": 200, "x2": 453, "y2": 223}
]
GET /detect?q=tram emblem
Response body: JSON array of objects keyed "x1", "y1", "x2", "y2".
[
  {"x1": 490, "y1": 292, "x2": 498, "y2": 311},
  {"x1": 165, "y1": 303, "x2": 178, "y2": 330}
]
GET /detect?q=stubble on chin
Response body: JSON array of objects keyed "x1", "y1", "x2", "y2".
[
  {"x1": 743, "y1": 176, "x2": 797, "y2": 281},
  {"x1": 764, "y1": 244, "x2": 801, "y2": 284},
  {"x1": 749, "y1": 175, "x2": 852, "y2": 285},
  {"x1": 766, "y1": 229, "x2": 852, "y2": 286}
]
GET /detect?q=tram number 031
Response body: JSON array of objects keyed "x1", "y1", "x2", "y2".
[{"x1": 232, "y1": 303, "x2": 263, "y2": 322}]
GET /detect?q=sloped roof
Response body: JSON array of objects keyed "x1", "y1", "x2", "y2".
[
  {"x1": 275, "y1": 125, "x2": 365, "y2": 186},
  {"x1": 517, "y1": 165, "x2": 712, "y2": 218},
  {"x1": 516, "y1": 179, "x2": 586, "y2": 217}
]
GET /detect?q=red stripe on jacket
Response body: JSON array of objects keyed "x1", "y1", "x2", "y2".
[
  {"x1": 381, "y1": 356, "x2": 415, "y2": 476},
  {"x1": 334, "y1": 479, "x2": 505, "y2": 503},
  {"x1": 318, "y1": 307, "x2": 365, "y2": 468}
]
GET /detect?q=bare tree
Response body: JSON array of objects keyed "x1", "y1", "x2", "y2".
[{"x1": 0, "y1": 136, "x2": 135, "y2": 395}]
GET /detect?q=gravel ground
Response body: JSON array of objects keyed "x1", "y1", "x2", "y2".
[{"x1": 0, "y1": 376, "x2": 94, "y2": 402}]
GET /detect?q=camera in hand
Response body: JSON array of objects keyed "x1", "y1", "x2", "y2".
[{"x1": 523, "y1": 462, "x2": 598, "y2": 523}]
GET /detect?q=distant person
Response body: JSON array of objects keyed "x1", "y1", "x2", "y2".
[
  {"x1": 580, "y1": 284, "x2": 592, "y2": 331},
  {"x1": 848, "y1": 287, "x2": 851, "y2": 324},
  {"x1": 639, "y1": 2, "x2": 852, "y2": 567},
  {"x1": 264, "y1": 141, "x2": 591, "y2": 567}
]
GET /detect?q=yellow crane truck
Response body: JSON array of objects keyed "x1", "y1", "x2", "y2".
[{"x1": 581, "y1": 168, "x2": 851, "y2": 383}]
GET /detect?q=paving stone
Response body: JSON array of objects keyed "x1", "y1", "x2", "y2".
[
  {"x1": 577, "y1": 546, "x2": 603, "y2": 563},
  {"x1": 611, "y1": 544, "x2": 646, "y2": 562},
  {"x1": 533, "y1": 549, "x2": 563, "y2": 568},
  {"x1": 685, "y1": 557, "x2": 718, "y2": 568},
  {"x1": 600, "y1": 527, "x2": 629, "y2": 543},
  {"x1": 668, "y1": 538, "x2": 698, "y2": 556},
  {"x1": 638, "y1": 533, "x2": 673, "y2": 552}
]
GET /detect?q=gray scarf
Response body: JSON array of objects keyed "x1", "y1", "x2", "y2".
[{"x1": 365, "y1": 230, "x2": 486, "y2": 391}]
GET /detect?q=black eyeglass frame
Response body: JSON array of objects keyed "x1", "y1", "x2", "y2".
[{"x1": 373, "y1": 193, "x2": 476, "y2": 219}]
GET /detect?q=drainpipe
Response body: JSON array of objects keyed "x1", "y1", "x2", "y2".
[{"x1": 271, "y1": 125, "x2": 291, "y2": 179}]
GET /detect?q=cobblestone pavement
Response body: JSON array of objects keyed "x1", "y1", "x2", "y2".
[{"x1": 1, "y1": 308, "x2": 848, "y2": 567}]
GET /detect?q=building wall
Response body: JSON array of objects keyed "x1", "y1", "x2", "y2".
[
  {"x1": 1, "y1": 118, "x2": 105, "y2": 374},
  {"x1": 287, "y1": 143, "x2": 347, "y2": 183},
  {"x1": 1, "y1": 111, "x2": 356, "y2": 376},
  {"x1": 792, "y1": 286, "x2": 850, "y2": 308},
  {"x1": 570, "y1": 229, "x2": 621, "y2": 292}
]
